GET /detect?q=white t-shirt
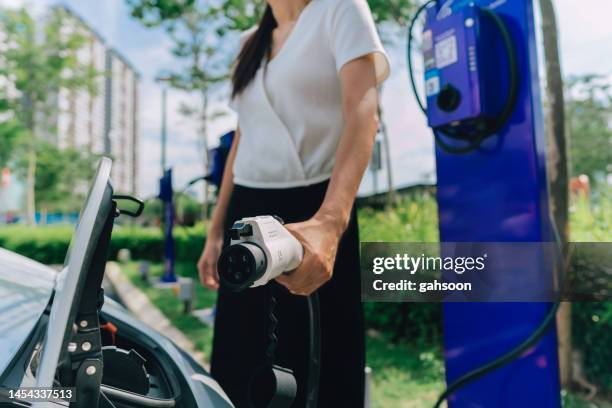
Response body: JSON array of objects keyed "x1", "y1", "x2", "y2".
[{"x1": 231, "y1": 0, "x2": 390, "y2": 188}]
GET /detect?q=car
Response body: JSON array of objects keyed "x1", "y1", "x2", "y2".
[{"x1": 0, "y1": 158, "x2": 234, "y2": 408}]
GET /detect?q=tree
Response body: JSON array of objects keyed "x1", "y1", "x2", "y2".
[
  {"x1": 127, "y1": 1, "x2": 233, "y2": 219},
  {"x1": 14, "y1": 142, "x2": 99, "y2": 218},
  {"x1": 566, "y1": 75, "x2": 612, "y2": 183},
  {"x1": 0, "y1": 118, "x2": 25, "y2": 168},
  {"x1": 127, "y1": 0, "x2": 196, "y2": 25},
  {"x1": 47, "y1": 147, "x2": 99, "y2": 213},
  {"x1": 378, "y1": 100, "x2": 396, "y2": 207},
  {"x1": 539, "y1": 0, "x2": 571, "y2": 388},
  {"x1": 127, "y1": 0, "x2": 417, "y2": 30},
  {"x1": 0, "y1": 7, "x2": 98, "y2": 224}
]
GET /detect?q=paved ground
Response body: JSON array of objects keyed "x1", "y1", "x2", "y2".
[{"x1": 104, "y1": 262, "x2": 208, "y2": 368}]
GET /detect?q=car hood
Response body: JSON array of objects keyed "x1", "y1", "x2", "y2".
[{"x1": 0, "y1": 248, "x2": 55, "y2": 373}]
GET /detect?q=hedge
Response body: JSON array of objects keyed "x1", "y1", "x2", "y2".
[
  {"x1": 0, "y1": 224, "x2": 206, "y2": 265},
  {"x1": 0, "y1": 225, "x2": 74, "y2": 264}
]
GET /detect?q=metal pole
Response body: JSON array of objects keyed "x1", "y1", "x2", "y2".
[{"x1": 161, "y1": 86, "x2": 167, "y2": 173}]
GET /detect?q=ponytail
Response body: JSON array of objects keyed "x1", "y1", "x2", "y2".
[{"x1": 231, "y1": 6, "x2": 277, "y2": 97}]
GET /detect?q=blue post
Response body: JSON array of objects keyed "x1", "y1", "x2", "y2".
[
  {"x1": 426, "y1": 0, "x2": 561, "y2": 406},
  {"x1": 159, "y1": 168, "x2": 177, "y2": 284}
]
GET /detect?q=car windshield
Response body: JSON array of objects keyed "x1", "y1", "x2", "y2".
[{"x1": 34, "y1": 158, "x2": 113, "y2": 388}]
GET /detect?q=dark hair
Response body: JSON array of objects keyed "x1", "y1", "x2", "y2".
[{"x1": 231, "y1": 6, "x2": 277, "y2": 98}]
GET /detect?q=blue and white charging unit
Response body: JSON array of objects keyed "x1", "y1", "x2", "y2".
[{"x1": 412, "y1": 0, "x2": 562, "y2": 406}]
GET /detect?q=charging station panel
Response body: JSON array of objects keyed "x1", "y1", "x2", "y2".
[
  {"x1": 428, "y1": 0, "x2": 562, "y2": 406},
  {"x1": 423, "y1": 4, "x2": 504, "y2": 129}
]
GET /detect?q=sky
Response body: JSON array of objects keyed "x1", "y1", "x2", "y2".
[{"x1": 2, "y1": 0, "x2": 612, "y2": 199}]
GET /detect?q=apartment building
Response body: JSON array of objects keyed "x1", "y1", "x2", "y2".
[{"x1": 51, "y1": 5, "x2": 141, "y2": 194}]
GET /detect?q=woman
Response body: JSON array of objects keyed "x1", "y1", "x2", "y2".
[{"x1": 198, "y1": 0, "x2": 389, "y2": 406}]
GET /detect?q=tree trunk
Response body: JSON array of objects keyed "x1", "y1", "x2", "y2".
[
  {"x1": 539, "y1": 0, "x2": 571, "y2": 389},
  {"x1": 378, "y1": 90, "x2": 396, "y2": 208},
  {"x1": 201, "y1": 88, "x2": 210, "y2": 221},
  {"x1": 26, "y1": 141, "x2": 37, "y2": 226},
  {"x1": 24, "y1": 92, "x2": 37, "y2": 226}
]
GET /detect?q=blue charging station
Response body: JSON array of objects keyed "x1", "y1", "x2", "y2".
[{"x1": 412, "y1": 0, "x2": 562, "y2": 406}]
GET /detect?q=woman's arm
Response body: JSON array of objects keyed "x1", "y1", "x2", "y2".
[
  {"x1": 277, "y1": 55, "x2": 379, "y2": 296},
  {"x1": 198, "y1": 128, "x2": 241, "y2": 290},
  {"x1": 319, "y1": 55, "x2": 380, "y2": 234}
]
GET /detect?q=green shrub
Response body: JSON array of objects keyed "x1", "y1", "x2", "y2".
[
  {"x1": 570, "y1": 187, "x2": 612, "y2": 394},
  {"x1": 572, "y1": 302, "x2": 612, "y2": 394},
  {"x1": 358, "y1": 191, "x2": 439, "y2": 243},
  {"x1": 0, "y1": 223, "x2": 207, "y2": 265},
  {"x1": 570, "y1": 187, "x2": 611, "y2": 242},
  {"x1": 0, "y1": 225, "x2": 73, "y2": 264},
  {"x1": 364, "y1": 302, "x2": 442, "y2": 346},
  {"x1": 359, "y1": 192, "x2": 442, "y2": 346}
]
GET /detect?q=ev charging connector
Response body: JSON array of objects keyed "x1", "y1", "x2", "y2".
[
  {"x1": 218, "y1": 216, "x2": 303, "y2": 291},
  {"x1": 218, "y1": 216, "x2": 320, "y2": 408}
]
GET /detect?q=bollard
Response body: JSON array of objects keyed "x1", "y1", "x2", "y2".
[
  {"x1": 364, "y1": 366, "x2": 372, "y2": 408},
  {"x1": 117, "y1": 248, "x2": 131, "y2": 263},
  {"x1": 178, "y1": 277, "x2": 195, "y2": 314},
  {"x1": 138, "y1": 261, "x2": 151, "y2": 284}
]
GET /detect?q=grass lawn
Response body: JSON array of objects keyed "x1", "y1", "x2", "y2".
[{"x1": 122, "y1": 262, "x2": 216, "y2": 358}]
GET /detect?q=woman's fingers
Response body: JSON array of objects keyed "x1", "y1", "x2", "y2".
[
  {"x1": 204, "y1": 270, "x2": 220, "y2": 290},
  {"x1": 198, "y1": 253, "x2": 220, "y2": 291},
  {"x1": 204, "y1": 260, "x2": 220, "y2": 290},
  {"x1": 276, "y1": 256, "x2": 331, "y2": 296},
  {"x1": 198, "y1": 237, "x2": 225, "y2": 291},
  {"x1": 197, "y1": 259, "x2": 207, "y2": 284}
]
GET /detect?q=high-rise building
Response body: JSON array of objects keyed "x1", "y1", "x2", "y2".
[
  {"x1": 51, "y1": 5, "x2": 140, "y2": 194},
  {"x1": 105, "y1": 49, "x2": 140, "y2": 194},
  {"x1": 0, "y1": 5, "x2": 140, "y2": 215}
]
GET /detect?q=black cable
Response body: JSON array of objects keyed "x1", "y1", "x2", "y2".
[
  {"x1": 433, "y1": 129, "x2": 486, "y2": 154},
  {"x1": 477, "y1": 7, "x2": 520, "y2": 135},
  {"x1": 433, "y1": 302, "x2": 559, "y2": 408},
  {"x1": 407, "y1": 0, "x2": 435, "y2": 115},
  {"x1": 259, "y1": 288, "x2": 320, "y2": 408},
  {"x1": 305, "y1": 294, "x2": 321, "y2": 408},
  {"x1": 265, "y1": 292, "x2": 279, "y2": 367},
  {"x1": 433, "y1": 216, "x2": 566, "y2": 408},
  {"x1": 406, "y1": 1, "x2": 520, "y2": 154}
]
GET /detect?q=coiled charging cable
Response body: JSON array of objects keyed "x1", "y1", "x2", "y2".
[
  {"x1": 305, "y1": 293, "x2": 321, "y2": 407},
  {"x1": 250, "y1": 287, "x2": 320, "y2": 408}
]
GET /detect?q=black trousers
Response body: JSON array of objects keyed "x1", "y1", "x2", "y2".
[{"x1": 210, "y1": 181, "x2": 364, "y2": 408}]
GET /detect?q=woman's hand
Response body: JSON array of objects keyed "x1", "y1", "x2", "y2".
[
  {"x1": 198, "y1": 234, "x2": 224, "y2": 290},
  {"x1": 276, "y1": 214, "x2": 345, "y2": 296}
]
